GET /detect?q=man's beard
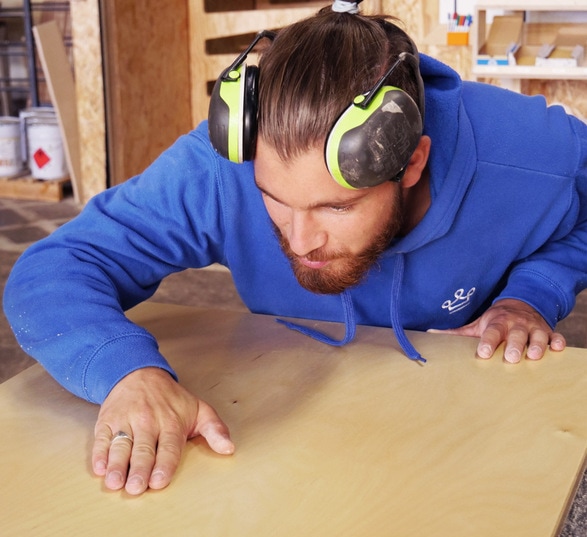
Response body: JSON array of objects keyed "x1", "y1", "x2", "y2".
[{"x1": 276, "y1": 190, "x2": 404, "y2": 295}]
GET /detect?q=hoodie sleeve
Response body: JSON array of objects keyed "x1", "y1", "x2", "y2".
[
  {"x1": 496, "y1": 114, "x2": 587, "y2": 328},
  {"x1": 2, "y1": 126, "x2": 230, "y2": 404}
]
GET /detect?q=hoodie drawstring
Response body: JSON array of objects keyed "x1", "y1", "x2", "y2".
[
  {"x1": 391, "y1": 254, "x2": 426, "y2": 363},
  {"x1": 277, "y1": 254, "x2": 426, "y2": 363},
  {"x1": 276, "y1": 290, "x2": 356, "y2": 346}
]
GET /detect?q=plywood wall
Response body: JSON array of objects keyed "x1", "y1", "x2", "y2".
[{"x1": 101, "y1": 0, "x2": 192, "y2": 187}]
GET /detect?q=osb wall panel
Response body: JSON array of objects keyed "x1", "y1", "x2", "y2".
[
  {"x1": 525, "y1": 80, "x2": 587, "y2": 122},
  {"x1": 70, "y1": 0, "x2": 105, "y2": 204}
]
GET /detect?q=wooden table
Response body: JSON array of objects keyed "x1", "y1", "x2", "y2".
[{"x1": 2, "y1": 302, "x2": 587, "y2": 536}]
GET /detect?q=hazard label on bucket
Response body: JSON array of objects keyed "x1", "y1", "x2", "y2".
[{"x1": 34, "y1": 148, "x2": 51, "y2": 169}]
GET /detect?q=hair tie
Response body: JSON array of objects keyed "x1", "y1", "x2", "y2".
[{"x1": 332, "y1": 0, "x2": 362, "y2": 14}]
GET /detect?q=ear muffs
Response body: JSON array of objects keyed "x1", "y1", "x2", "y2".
[
  {"x1": 325, "y1": 51, "x2": 425, "y2": 189},
  {"x1": 208, "y1": 64, "x2": 259, "y2": 163},
  {"x1": 208, "y1": 29, "x2": 424, "y2": 190},
  {"x1": 208, "y1": 30, "x2": 275, "y2": 163}
]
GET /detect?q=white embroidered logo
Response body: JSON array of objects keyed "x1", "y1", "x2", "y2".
[{"x1": 442, "y1": 287, "x2": 476, "y2": 314}]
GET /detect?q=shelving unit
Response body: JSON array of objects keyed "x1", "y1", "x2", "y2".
[
  {"x1": 0, "y1": 0, "x2": 70, "y2": 114},
  {"x1": 0, "y1": 1, "x2": 73, "y2": 202},
  {"x1": 472, "y1": 0, "x2": 587, "y2": 92}
]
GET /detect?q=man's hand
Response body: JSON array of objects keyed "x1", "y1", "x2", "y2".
[
  {"x1": 91, "y1": 367, "x2": 234, "y2": 495},
  {"x1": 432, "y1": 298, "x2": 566, "y2": 363}
]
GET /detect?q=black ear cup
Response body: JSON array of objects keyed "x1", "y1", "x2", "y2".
[
  {"x1": 208, "y1": 30, "x2": 275, "y2": 163},
  {"x1": 241, "y1": 65, "x2": 259, "y2": 161},
  {"x1": 326, "y1": 87, "x2": 422, "y2": 189},
  {"x1": 325, "y1": 51, "x2": 424, "y2": 189}
]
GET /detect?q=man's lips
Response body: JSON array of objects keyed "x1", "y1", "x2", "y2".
[{"x1": 298, "y1": 257, "x2": 329, "y2": 269}]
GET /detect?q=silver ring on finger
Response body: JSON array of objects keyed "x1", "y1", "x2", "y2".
[{"x1": 111, "y1": 430, "x2": 133, "y2": 445}]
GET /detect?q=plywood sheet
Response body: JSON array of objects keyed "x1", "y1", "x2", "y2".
[{"x1": 2, "y1": 303, "x2": 587, "y2": 536}]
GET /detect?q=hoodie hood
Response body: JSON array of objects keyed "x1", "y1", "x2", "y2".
[{"x1": 393, "y1": 54, "x2": 478, "y2": 253}]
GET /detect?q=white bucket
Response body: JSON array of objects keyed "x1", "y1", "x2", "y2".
[
  {"x1": 0, "y1": 117, "x2": 23, "y2": 177},
  {"x1": 25, "y1": 117, "x2": 67, "y2": 180}
]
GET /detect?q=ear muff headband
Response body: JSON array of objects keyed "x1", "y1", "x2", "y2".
[
  {"x1": 325, "y1": 51, "x2": 424, "y2": 189},
  {"x1": 208, "y1": 31, "x2": 275, "y2": 163}
]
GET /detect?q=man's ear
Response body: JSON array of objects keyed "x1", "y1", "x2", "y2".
[{"x1": 402, "y1": 135, "x2": 431, "y2": 188}]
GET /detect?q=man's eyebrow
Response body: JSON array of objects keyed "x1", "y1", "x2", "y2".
[
  {"x1": 254, "y1": 179, "x2": 282, "y2": 203},
  {"x1": 254, "y1": 177, "x2": 367, "y2": 210}
]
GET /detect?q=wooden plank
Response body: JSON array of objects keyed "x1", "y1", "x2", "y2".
[
  {"x1": 0, "y1": 174, "x2": 71, "y2": 202},
  {"x1": 32, "y1": 21, "x2": 81, "y2": 203}
]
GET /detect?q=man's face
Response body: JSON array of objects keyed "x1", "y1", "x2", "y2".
[{"x1": 254, "y1": 138, "x2": 404, "y2": 294}]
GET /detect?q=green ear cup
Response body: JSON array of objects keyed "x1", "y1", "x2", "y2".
[
  {"x1": 208, "y1": 30, "x2": 274, "y2": 163},
  {"x1": 208, "y1": 65, "x2": 245, "y2": 163}
]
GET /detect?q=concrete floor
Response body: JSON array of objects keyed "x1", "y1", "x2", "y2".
[{"x1": 1, "y1": 194, "x2": 587, "y2": 535}]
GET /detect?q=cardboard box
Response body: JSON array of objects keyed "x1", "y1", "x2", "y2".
[
  {"x1": 477, "y1": 14, "x2": 524, "y2": 66},
  {"x1": 535, "y1": 26, "x2": 586, "y2": 67},
  {"x1": 512, "y1": 45, "x2": 542, "y2": 66}
]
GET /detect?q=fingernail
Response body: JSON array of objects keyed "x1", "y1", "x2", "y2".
[
  {"x1": 477, "y1": 344, "x2": 492, "y2": 359},
  {"x1": 527, "y1": 345, "x2": 541, "y2": 360},
  {"x1": 505, "y1": 349, "x2": 521, "y2": 363},
  {"x1": 105, "y1": 470, "x2": 124, "y2": 488},
  {"x1": 150, "y1": 470, "x2": 166, "y2": 486},
  {"x1": 126, "y1": 475, "x2": 145, "y2": 493},
  {"x1": 218, "y1": 438, "x2": 235, "y2": 455},
  {"x1": 94, "y1": 460, "x2": 107, "y2": 474}
]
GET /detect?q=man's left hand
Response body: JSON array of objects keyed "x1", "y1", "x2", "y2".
[{"x1": 432, "y1": 298, "x2": 566, "y2": 363}]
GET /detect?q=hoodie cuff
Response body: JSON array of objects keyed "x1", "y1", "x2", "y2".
[
  {"x1": 83, "y1": 332, "x2": 178, "y2": 404},
  {"x1": 494, "y1": 270, "x2": 570, "y2": 329}
]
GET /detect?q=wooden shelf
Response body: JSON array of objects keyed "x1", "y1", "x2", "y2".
[
  {"x1": 475, "y1": 0, "x2": 587, "y2": 9},
  {"x1": 472, "y1": 2, "x2": 587, "y2": 89},
  {"x1": 473, "y1": 64, "x2": 587, "y2": 79}
]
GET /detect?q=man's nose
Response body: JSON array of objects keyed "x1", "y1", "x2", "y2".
[{"x1": 286, "y1": 210, "x2": 327, "y2": 257}]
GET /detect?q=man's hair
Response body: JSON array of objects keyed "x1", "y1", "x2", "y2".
[{"x1": 257, "y1": 7, "x2": 421, "y2": 161}]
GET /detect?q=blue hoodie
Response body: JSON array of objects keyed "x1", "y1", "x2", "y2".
[{"x1": 4, "y1": 55, "x2": 587, "y2": 403}]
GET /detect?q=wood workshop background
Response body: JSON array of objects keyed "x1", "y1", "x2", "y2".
[{"x1": 63, "y1": 0, "x2": 587, "y2": 204}]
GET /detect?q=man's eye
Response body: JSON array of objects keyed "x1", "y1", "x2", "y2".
[{"x1": 330, "y1": 205, "x2": 351, "y2": 213}]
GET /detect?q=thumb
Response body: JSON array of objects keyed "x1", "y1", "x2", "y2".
[
  {"x1": 428, "y1": 325, "x2": 479, "y2": 338},
  {"x1": 194, "y1": 401, "x2": 235, "y2": 455}
]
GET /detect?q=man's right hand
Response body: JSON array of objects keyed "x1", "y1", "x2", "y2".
[{"x1": 91, "y1": 367, "x2": 234, "y2": 495}]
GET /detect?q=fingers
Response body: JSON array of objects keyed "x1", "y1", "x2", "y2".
[
  {"x1": 549, "y1": 331, "x2": 567, "y2": 352},
  {"x1": 92, "y1": 399, "x2": 234, "y2": 495},
  {"x1": 146, "y1": 428, "x2": 183, "y2": 490},
  {"x1": 476, "y1": 323, "x2": 566, "y2": 363},
  {"x1": 92, "y1": 425, "x2": 137, "y2": 491},
  {"x1": 195, "y1": 401, "x2": 235, "y2": 456},
  {"x1": 503, "y1": 325, "x2": 531, "y2": 364},
  {"x1": 92, "y1": 426, "x2": 112, "y2": 477},
  {"x1": 476, "y1": 322, "x2": 506, "y2": 360},
  {"x1": 92, "y1": 426, "x2": 188, "y2": 495}
]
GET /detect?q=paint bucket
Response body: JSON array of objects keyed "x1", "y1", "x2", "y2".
[
  {"x1": 20, "y1": 108, "x2": 67, "y2": 180},
  {"x1": 0, "y1": 117, "x2": 23, "y2": 177}
]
